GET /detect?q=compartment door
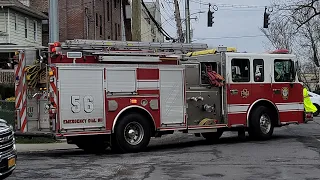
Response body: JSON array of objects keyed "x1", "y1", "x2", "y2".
[
  {"x1": 59, "y1": 68, "x2": 105, "y2": 131},
  {"x1": 160, "y1": 68, "x2": 185, "y2": 125}
]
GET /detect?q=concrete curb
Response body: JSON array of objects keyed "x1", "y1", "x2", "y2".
[
  {"x1": 17, "y1": 148, "x2": 79, "y2": 155},
  {"x1": 16, "y1": 142, "x2": 78, "y2": 154}
]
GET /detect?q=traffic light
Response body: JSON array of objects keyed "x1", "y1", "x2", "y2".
[
  {"x1": 263, "y1": 7, "x2": 270, "y2": 28},
  {"x1": 207, "y1": 9, "x2": 214, "y2": 27}
]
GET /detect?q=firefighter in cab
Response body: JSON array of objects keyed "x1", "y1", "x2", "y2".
[{"x1": 303, "y1": 87, "x2": 317, "y2": 114}]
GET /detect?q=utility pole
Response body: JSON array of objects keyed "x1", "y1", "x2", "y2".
[
  {"x1": 174, "y1": 0, "x2": 184, "y2": 43},
  {"x1": 185, "y1": 0, "x2": 191, "y2": 43},
  {"x1": 49, "y1": 0, "x2": 59, "y2": 43},
  {"x1": 132, "y1": 0, "x2": 142, "y2": 41}
]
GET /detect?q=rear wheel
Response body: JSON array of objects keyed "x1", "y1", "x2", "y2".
[
  {"x1": 248, "y1": 106, "x2": 274, "y2": 140},
  {"x1": 111, "y1": 113, "x2": 151, "y2": 153}
]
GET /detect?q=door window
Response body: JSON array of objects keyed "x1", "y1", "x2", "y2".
[
  {"x1": 231, "y1": 59, "x2": 250, "y2": 82},
  {"x1": 253, "y1": 59, "x2": 264, "y2": 82},
  {"x1": 274, "y1": 59, "x2": 295, "y2": 82}
]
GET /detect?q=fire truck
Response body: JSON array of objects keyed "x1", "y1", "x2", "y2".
[{"x1": 13, "y1": 39, "x2": 309, "y2": 153}]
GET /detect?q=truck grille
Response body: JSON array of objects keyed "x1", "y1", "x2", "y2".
[{"x1": 0, "y1": 128, "x2": 14, "y2": 156}]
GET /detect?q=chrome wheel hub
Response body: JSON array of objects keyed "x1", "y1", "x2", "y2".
[
  {"x1": 124, "y1": 122, "x2": 144, "y2": 146},
  {"x1": 260, "y1": 114, "x2": 271, "y2": 134}
]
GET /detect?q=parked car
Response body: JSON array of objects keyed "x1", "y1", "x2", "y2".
[
  {"x1": 0, "y1": 119, "x2": 16, "y2": 179},
  {"x1": 308, "y1": 91, "x2": 320, "y2": 117}
]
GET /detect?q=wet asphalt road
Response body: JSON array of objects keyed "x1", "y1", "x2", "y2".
[{"x1": 8, "y1": 119, "x2": 320, "y2": 180}]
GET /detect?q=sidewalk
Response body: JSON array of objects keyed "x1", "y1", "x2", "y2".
[{"x1": 16, "y1": 142, "x2": 78, "y2": 153}]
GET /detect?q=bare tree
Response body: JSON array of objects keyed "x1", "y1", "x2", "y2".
[
  {"x1": 260, "y1": 15, "x2": 297, "y2": 52},
  {"x1": 292, "y1": 0, "x2": 320, "y2": 28},
  {"x1": 297, "y1": 61, "x2": 319, "y2": 90},
  {"x1": 271, "y1": 0, "x2": 320, "y2": 28},
  {"x1": 261, "y1": 1, "x2": 320, "y2": 90}
]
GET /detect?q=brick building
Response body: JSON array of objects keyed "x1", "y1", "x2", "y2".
[{"x1": 29, "y1": 0, "x2": 126, "y2": 46}]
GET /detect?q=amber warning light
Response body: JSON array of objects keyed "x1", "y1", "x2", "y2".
[{"x1": 130, "y1": 99, "x2": 138, "y2": 104}]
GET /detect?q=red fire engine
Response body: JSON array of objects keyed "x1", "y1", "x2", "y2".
[{"x1": 14, "y1": 39, "x2": 309, "y2": 153}]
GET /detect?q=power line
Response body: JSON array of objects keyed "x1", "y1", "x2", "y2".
[
  {"x1": 160, "y1": 1, "x2": 177, "y2": 28},
  {"x1": 189, "y1": 0, "x2": 269, "y2": 9},
  {"x1": 193, "y1": 34, "x2": 267, "y2": 40},
  {"x1": 141, "y1": 0, "x2": 174, "y2": 40},
  {"x1": 141, "y1": 15, "x2": 176, "y2": 39},
  {"x1": 140, "y1": 1, "x2": 176, "y2": 40}
]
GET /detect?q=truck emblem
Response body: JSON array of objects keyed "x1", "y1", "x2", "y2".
[
  {"x1": 241, "y1": 89, "x2": 249, "y2": 98},
  {"x1": 281, "y1": 87, "x2": 289, "y2": 100}
]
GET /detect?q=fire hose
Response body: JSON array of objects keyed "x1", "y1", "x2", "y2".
[
  {"x1": 203, "y1": 65, "x2": 224, "y2": 87},
  {"x1": 25, "y1": 61, "x2": 46, "y2": 88}
]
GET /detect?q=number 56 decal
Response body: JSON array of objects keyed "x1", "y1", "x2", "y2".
[{"x1": 71, "y1": 95, "x2": 94, "y2": 113}]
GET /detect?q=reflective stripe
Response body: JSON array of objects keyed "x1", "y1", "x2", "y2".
[
  {"x1": 276, "y1": 103, "x2": 304, "y2": 111},
  {"x1": 228, "y1": 104, "x2": 249, "y2": 114},
  {"x1": 228, "y1": 103, "x2": 304, "y2": 114}
]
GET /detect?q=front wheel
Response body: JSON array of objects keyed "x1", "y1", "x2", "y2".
[
  {"x1": 111, "y1": 113, "x2": 151, "y2": 153},
  {"x1": 248, "y1": 106, "x2": 274, "y2": 140}
]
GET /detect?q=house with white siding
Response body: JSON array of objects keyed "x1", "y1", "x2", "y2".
[
  {"x1": 0, "y1": 0, "x2": 47, "y2": 84},
  {"x1": 0, "y1": 0, "x2": 47, "y2": 47}
]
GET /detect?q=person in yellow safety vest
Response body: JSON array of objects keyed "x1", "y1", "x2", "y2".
[{"x1": 303, "y1": 87, "x2": 317, "y2": 113}]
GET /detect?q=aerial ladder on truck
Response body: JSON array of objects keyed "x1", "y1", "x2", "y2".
[{"x1": 59, "y1": 39, "x2": 208, "y2": 53}]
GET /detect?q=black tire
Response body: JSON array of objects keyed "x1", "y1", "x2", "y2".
[
  {"x1": 313, "y1": 104, "x2": 320, "y2": 117},
  {"x1": 248, "y1": 106, "x2": 274, "y2": 140},
  {"x1": 111, "y1": 113, "x2": 151, "y2": 153},
  {"x1": 201, "y1": 129, "x2": 224, "y2": 143}
]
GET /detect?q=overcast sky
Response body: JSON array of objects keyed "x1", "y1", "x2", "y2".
[{"x1": 153, "y1": 0, "x2": 273, "y2": 53}]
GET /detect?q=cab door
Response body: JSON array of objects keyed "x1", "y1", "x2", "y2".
[
  {"x1": 251, "y1": 57, "x2": 273, "y2": 101},
  {"x1": 270, "y1": 58, "x2": 304, "y2": 123},
  {"x1": 226, "y1": 55, "x2": 252, "y2": 126}
]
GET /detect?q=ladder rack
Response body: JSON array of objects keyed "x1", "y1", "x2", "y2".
[{"x1": 61, "y1": 39, "x2": 208, "y2": 53}]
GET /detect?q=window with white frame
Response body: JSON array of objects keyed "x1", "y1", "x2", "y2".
[
  {"x1": 24, "y1": 18, "x2": 28, "y2": 38},
  {"x1": 33, "y1": 21, "x2": 37, "y2": 41}
]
